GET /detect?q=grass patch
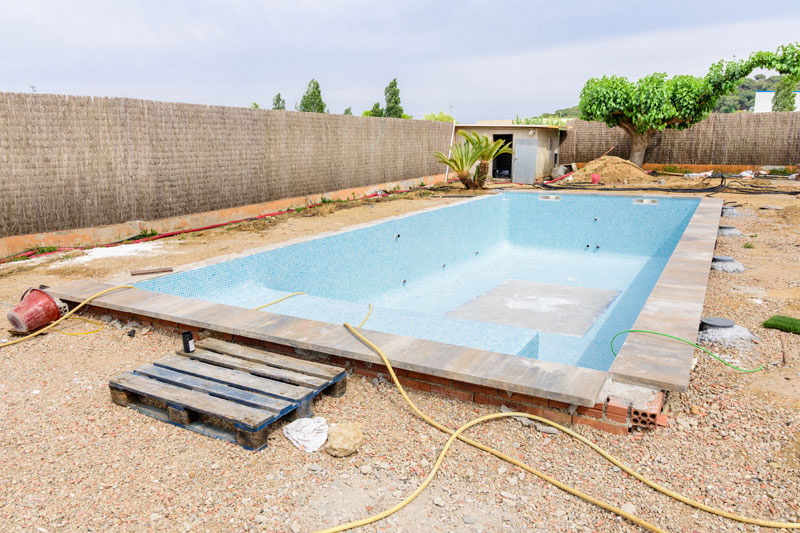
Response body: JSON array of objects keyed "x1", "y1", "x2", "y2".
[
  {"x1": 768, "y1": 167, "x2": 791, "y2": 175},
  {"x1": 743, "y1": 242, "x2": 754, "y2": 249},
  {"x1": 762, "y1": 315, "x2": 800, "y2": 334}
]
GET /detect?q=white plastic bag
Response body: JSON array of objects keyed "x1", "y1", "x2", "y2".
[{"x1": 283, "y1": 417, "x2": 328, "y2": 452}]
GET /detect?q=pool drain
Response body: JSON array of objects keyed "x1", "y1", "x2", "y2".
[
  {"x1": 718, "y1": 225, "x2": 743, "y2": 237},
  {"x1": 711, "y1": 255, "x2": 745, "y2": 273},
  {"x1": 700, "y1": 316, "x2": 735, "y2": 330}
]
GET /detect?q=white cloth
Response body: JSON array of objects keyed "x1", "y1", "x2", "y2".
[{"x1": 283, "y1": 417, "x2": 328, "y2": 452}]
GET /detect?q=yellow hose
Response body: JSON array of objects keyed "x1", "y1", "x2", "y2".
[
  {"x1": 356, "y1": 304, "x2": 372, "y2": 329},
  {"x1": 54, "y1": 316, "x2": 104, "y2": 336},
  {"x1": 0, "y1": 285, "x2": 135, "y2": 348},
  {"x1": 315, "y1": 322, "x2": 800, "y2": 532},
  {"x1": 252, "y1": 292, "x2": 305, "y2": 310}
]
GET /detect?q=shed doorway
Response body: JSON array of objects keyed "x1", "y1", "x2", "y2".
[{"x1": 492, "y1": 134, "x2": 513, "y2": 180}]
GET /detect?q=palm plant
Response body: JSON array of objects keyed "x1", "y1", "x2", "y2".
[
  {"x1": 458, "y1": 131, "x2": 513, "y2": 188},
  {"x1": 433, "y1": 141, "x2": 483, "y2": 190}
]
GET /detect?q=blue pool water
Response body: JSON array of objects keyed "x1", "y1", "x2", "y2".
[{"x1": 138, "y1": 193, "x2": 700, "y2": 371}]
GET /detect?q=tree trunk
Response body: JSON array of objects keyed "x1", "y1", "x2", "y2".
[{"x1": 627, "y1": 131, "x2": 652, "y2": 168}]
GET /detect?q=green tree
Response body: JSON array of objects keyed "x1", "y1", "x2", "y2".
[
  {"x1": 579, "y1": 43, "x2": 800, "y2": 166},
  {"x1": 772, "y1": 75, "x2": 798, "y2": 111},
  {"x1": 423, "y1": 111, "x2": 456, "y2": 122},
  {"x1": 362, "y1": 102, "x2": 384, "y2": 117},
  {"x1": 384, "y1": 78, "x2": 404, "y2": 118},
  {"x1": 272, "y1": 93, "x2": 286, "y2": 110},
  {"x1": 251, "y1": 102, "x2": 260, "y2": 109},
  {"x1": 297, "y1": 79, "x2": 327, "y2": 113},
  {"x1": 343, "y1": 106, "x2": 352, "y2": 115}
]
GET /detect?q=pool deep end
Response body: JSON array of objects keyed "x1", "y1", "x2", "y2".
[{"x1": 137, "y1": 193, "x2": 700, "y2": 372}]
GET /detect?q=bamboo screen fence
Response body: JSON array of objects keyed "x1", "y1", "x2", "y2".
[
  {"x1": 0, "y1": 92, "x2": 452, "y2": 238},
  {"x1": 559, "y1": 113, "x2": 800, "y2": 166}
]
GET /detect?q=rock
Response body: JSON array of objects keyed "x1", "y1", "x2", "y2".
[
  {"x1": 463, "y1": 514, "x2": 478, "y2": 524},
  {"x1": 290, "y1": 523, "x2": 301, "y2": 533},
  {"x1": 308, "y1": 463, "x2": 322, "y2": 472},
  {"x1": 433, "y1": 497, "x2": 445, "y2": 507},
  {"x1": 326, "y1": 422, "x2": 364, "y2": 458},
  {"x1": 500, "y1": 405, "x2": 532, "y2": 427},
  {"x1": 534, "y1": 424, "x2": 559, "y2": 435},
  {"x1": 150, "y1": 513, "x2": 164, "y2": 522},
  {"x1": 254, "y1": 515, "x2": 268, "y2": 524},
  {"x1": 759, "y1": 205, "x2": 784, "y2": 210},
  {"x1": 500, "y1": 491, "x2": 517, "y2": 500},
  {"x1": 498, "y1": 466, "x2": 507, "y2": 475},
  {"x1": 690, "y1": 405, "x2": 702, "y2": 416},
  {"x1": 359, "y1": 465, "x2": 372, "y2": 475},
  {"x1": 376, "y1": 461, "x2": 391, "y2": 470},
  {"x1": 620, "y1": 503, "x2": 636, "y2": 515}
]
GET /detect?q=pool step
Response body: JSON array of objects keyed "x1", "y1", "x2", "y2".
[{"x1": 108, "y1": 339, "x2": 346, "y2": 450}]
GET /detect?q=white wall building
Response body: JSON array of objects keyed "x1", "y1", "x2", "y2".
[{"x1": 753, "y1": 90, "x2": 799, "y2": 112}]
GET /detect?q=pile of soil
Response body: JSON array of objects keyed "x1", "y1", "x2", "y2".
[{"x1": 573, "y1": 155, "x2": 653, "y2": 184}]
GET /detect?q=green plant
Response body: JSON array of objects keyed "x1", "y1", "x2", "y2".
[
  {"x1": 363, "y1": 102, "x2": 384, "y2": 117},
  {"x1": 296, "y1": 80, "x2": 327, "y2": 113},
  {"x1": 423, "y1": 111, "x2": 456, "y2": 122},
  {"x1": 579, "y1": 42, "x2": 800, "y2": 166},
  {"x1": 319, "y1": 196, "x2": 334, "y2": 204},
  {"x1": 762, "y1": 315, "x2": 800, "y2": 334},
  {"x1": 457, "y1": 131, "x2": 513, "y2": 188},
  {"x1": 513, "y1": 115, "x2": 568, "y2": 126},
  {"x1": 772, "y1": 74, "x2": 799, "y2": 111},
  {"x1": 384, "y1": 78, "x2": 404, "y2": 118},
  {"x1": 768, "y1": 167, "x2": 791, "y2": 175},
  {"x1": 272, "y1": 93, "x2": 286, "y2": 110},
  {"x1": 251, "y1": 102, "x2": 260, "y2": 109},
  {"x1": 743, "y1": 242, "x2": 754, "y2": 249},
  {"x1": 433, "y1": 142, "x2": 484, "y2": 190},
  {"x1": 125, "y1": 229, "x2": 157, "y2": 241},
  {"x1": 343, "y1": 106, "x2": 352, "y2": 115}
]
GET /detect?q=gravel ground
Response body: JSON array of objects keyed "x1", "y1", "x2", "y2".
[{"x1": 1, "y1": 189, "x2": 799, "y2": 532}]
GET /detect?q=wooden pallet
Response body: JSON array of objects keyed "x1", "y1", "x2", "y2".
[{"x1": 109, "y1": 338, "x2": 346, "y2": 450}]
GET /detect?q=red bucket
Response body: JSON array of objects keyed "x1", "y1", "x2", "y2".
[
  {"x1": 591, "y1": 173, "x2": 601, "y2": 184},
  {"x1": 7, "y1": 288, "x2": 63, "y2": 333}
]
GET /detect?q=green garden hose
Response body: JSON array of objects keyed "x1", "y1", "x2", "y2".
[{"x1": 611, "y1": 329, "x2": 763, "y2": 373}]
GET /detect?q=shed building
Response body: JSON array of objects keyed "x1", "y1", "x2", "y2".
[{"x1": 453, "y1": 124, "x2": 563, "y2": 184}]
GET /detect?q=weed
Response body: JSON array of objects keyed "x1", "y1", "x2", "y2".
[
  {"x1": 750, "y1": 233, "x2": 758, "y2": 238},
  {"x1": 126, "y1": 229, "x2": 158, "y2": 241},
  {"x1": 33, "y1": 246, "x2": 58, "y2": 254},
  {"x1": 320, "y1": 196, "x2": 334, "y2": 204},
  {"x1": 743, "y1": 242, "x2": 754, "y2": 249},
  {"x1": 768, "y1": 167, "x2": 791, "y2": 175}
]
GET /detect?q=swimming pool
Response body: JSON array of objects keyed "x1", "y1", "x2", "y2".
[{"x1": 137, "y1": 192, "x2": 700, "y2": 372}]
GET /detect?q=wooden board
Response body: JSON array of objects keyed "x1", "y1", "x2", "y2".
[
  {"x1": 176, "y1": 348, "x2": 329, "y2": 390},
  {"x1": 198, "y1": 338, "x2": 343, "y2": 380}
]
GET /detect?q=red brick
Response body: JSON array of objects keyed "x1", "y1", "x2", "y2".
[
  {"x1": 638, "y1": 391, "x2": 664, "y2": 415},
  {"x1": 453, "y1": 380, "x2": 501, "y2": 397},
  {"x1": 397, "y1": 377, "x2": 431, "y2": 393},
  {"x1": 548, "y1": 399, "x2": 570, "y2": 410},
  {"x1": 508, "y1": 392, "x2": 549, "y2": 407},
  {"x1": 429, "y1": 383, "x2": 474, "y2": 403},
  {"x1": 406, "y1": 370, "x2": 451, "y2": 387},
  {"x1": 655, "y1": 413, "x2": 669, "y2": 426},
  {"x1": 573, "y1": 416, "x2": 630, "y2": 436},
  {"x1": 519, "y1": 404, "x2": 573, "y2": 425},
  {"x1": 576, "y1": 405, "x2": 604, "y2": 419},
  {"x1": 606, "y1": 411, "x2": 629, "y2": 424},
  {"x1": 474, "y1": 393, "x2": 507, "y2": 408},
  {"x1": 606, "y1": 397, "x2": 631, "y2": 417}
]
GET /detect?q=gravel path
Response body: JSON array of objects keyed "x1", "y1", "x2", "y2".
[{"x1": 1, "y1": 191, "x2": 798, "y2": 532}]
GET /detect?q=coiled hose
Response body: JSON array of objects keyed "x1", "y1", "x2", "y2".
[{"x1": 315, "y1": 322, "x2": 799, "y2": 532}]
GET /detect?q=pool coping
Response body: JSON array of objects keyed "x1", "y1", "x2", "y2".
[{"x1": 49, "y1": 192, "x2": 722, "y2": 407}]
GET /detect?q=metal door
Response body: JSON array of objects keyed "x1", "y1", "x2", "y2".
[{"x1": 513, "y1": 138, "x2": 538, "y2": 184}]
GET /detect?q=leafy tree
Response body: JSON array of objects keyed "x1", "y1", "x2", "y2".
[
  {"x1": 423, "y1": 111, "x2": 456, "y2": 122},
  {"x1": 457, "y1": 131, "x2": 513, "y2": 188},
  {"x1": 251, "y1": 102, "x2": 260, "y2": 109},
  {"x1": 384, "y1": 78, "x2": 404, "y2": 118},
  {"x1": 579, "y1": 43, "x2": 800, "y2": 166},
  {"x1": 543, "y1": 105, "x2": 580, "y2": 118},
  {"x1": 362, "y1": 102, "x2": 384, "y2": 117},
  {"x1": 401, "y1": 113, "x2": 413, "y2": 119},
  {"x1": 343, "y1": 106, "x2": 352, "y2": 115},
  {"x1": 297, "y1": 79, "x2": 327, "y2": 113},
  {"x1": 772, "y1": 75, "x2": 798, "y2": 111},
  {"x1": 272, "y1": 93, "x2": 286, "y2": 110}
]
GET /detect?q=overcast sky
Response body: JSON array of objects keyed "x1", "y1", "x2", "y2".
[{"x1": 2, "y1": 1, "x2": 799, "y2": 123}]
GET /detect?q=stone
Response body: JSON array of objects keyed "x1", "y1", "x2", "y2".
[
  {"x1": 254, "y1": 515, "x2": 268, "y2": 524},
  {"x1": 463, "y1": 514, "x2": 478, "y2": 524},
  {"x1": 620, "y1": 503, "x2": 636, "y2": 515},
  {"x1": 150, "y1": 513, "x2": 164, "y2": 522},
  {"x1": 359, "y1": 465, "x2": 372, "y2": 475},
  {"x1": 326, "y1": 422, "x2": 364, "y2": 458},
  {"x1": 290, "y1": 523, "x2": 301, "y2": 533},
  {"x1": 308, "y1": 463, "x2": 322, "y2": 472},
  {"x1": 534, "y1": 424, "x2": 559, "y2": 435},
  {"x1": 433, "y1": 497, "x2": 445, "y2": 507},
  {"x1": 500, "y1": 491, "x2": 517, "y2": 500},
  {"x1": 500, "y1": 405, "x2": 532, "y2": 427}
]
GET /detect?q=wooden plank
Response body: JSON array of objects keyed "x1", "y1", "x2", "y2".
[
  {"x1": 197, "y1": 338, "x2": 343, "y2": 380},
  {"x1": 155, "y1": 355, "x2": 313, "y2": 402},
  {"x1": 134, "y1": 364, "x2": 295, "y2": 415},
  {"x1": 109, "y1": 372, "x2": 273, "y2": 430},
  {"x1": 177, "y1": 348, "x2": 328, "y2": 389}
]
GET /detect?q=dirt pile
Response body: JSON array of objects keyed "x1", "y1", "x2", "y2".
[{"x1": 573, "y1": 155, "x2": 653, "y2": 184}]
